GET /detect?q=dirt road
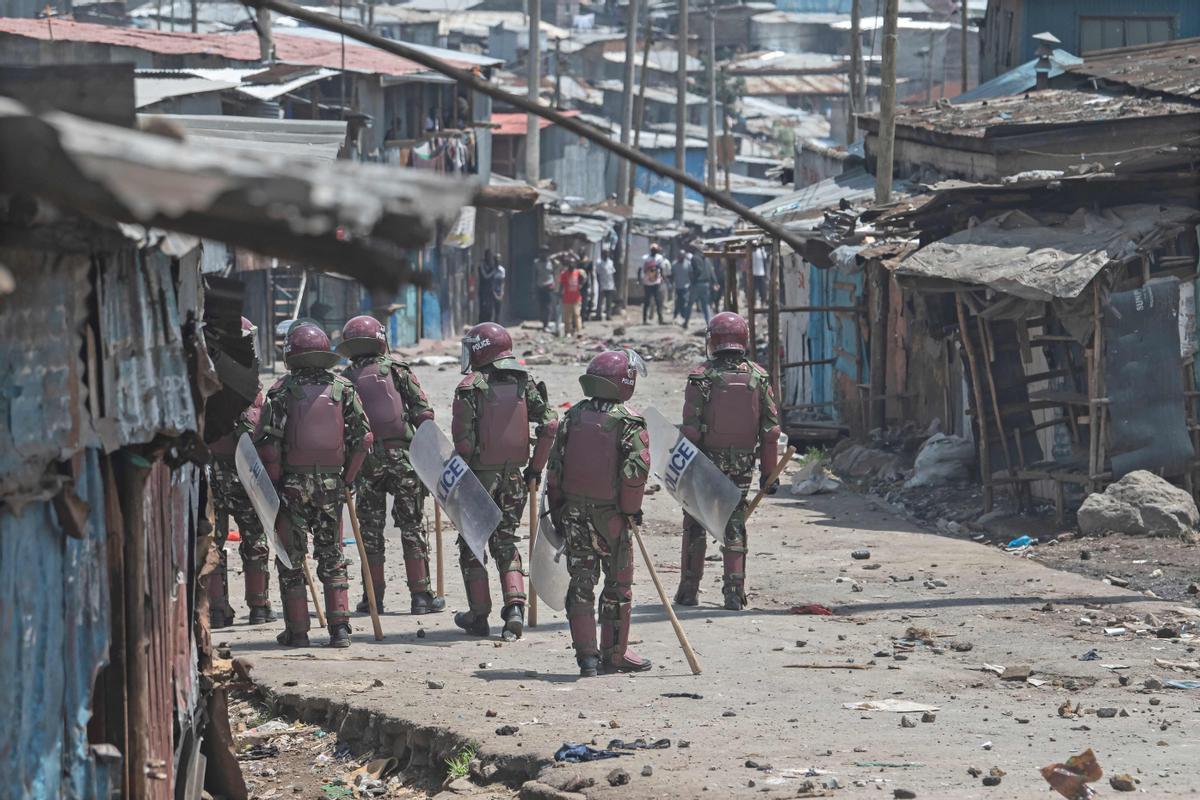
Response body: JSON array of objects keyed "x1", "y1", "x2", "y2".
[{"x1": 222, "y1": 318, "x2": 1199, "y2": 799}]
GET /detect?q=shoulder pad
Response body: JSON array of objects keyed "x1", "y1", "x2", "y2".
[
  {"x1": 456, "y1": 372, "x2": 480, "y2": 392},
  {"x1": 384, "y1": 355, "x2": 411, "y2": 371},
  {"x1": 617, "y1": 403, "x2": 644, "y2": 423},
  {"x1": 688, "y1": 365, "x2": 708, "y2": 377},
  {"x1": 747, "y1": 361, "x2": 769, "y2": 377}
]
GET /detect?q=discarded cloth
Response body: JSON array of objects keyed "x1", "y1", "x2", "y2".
[
  {"x1": 789, "y1": 604, "x2": 833, "y2": 616},
  {"x1": 554, "y1": 743, "x2": 626, "y2": 763},
  {"x1": 608, "y1": 738, "x2": 670, "y2": 751}
]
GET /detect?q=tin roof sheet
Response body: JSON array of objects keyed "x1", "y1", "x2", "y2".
[{"x1": 1065, "y1": 37, "x2": 1200, "y2": 101}]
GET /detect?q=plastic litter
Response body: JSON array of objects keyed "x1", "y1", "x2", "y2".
[
  {"x1": 1164, "y1": 679, "x2": 1200, "y2": 690},
  {"x1": 1006, "y1": 535, "x2": 1036, "y2": 549},
  {"x1": 1079, "y1": 649, "x2": 1100, "y2": 661},
  {"x1": 554, "y1": 743, "x2": 627, "y2": 763},
  {"x1": 1041, "y1": 748, "x2": 1102, "y2": 800}
]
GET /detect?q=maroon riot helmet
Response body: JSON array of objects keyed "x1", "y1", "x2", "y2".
[
  {"x1": 706, "y1": 311, "x2": 749, "y2": 356},
  {"x1": 461, "y1": 322, "x2": 517, "y2": 373},
  {"x1": 337, "y1": 314, "x2": 387, "y2": 357},
  {"x1": 284, "y1": 320, "x2": 340, "y2": 369},
  {"x1": 579, "y1": 349, "x2": 648, "y2": 402}
]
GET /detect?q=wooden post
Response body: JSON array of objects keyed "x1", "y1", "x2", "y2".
[
  {"x1": 747, "y1": 246, "x2": 758, "y2": 362},
  {"x1": 526, "y1": 0, "x2": 541, "y2": 184},
  {"x1": 1089, "y1": 282, "x2": 1104, "y2": 487},
  {"x1": 956, "y1": 297, "x2": 993, "y2": 512},
  {"x1": 867, "y1": 260, "x2": 887, "y2": 431},
  {"x1": 977, "y1": 317, "x2": 1016, "y2": 478},
  {"x1": 874, "y1": 0, "x2": 900, "y2": 204},
  {"x1": 848, "y1": 0, "x2": 863, "y2": 142},
  {"x1": 629, "y1": 524, "x2": 702, "y2": 675},
  {"x1": 674, "y1": 0, "x2": 688, "y2": 221},
  {"x1": 768, "y1": 239, "x2": 781, "y2": 403},
  {"x1": 627, "y1": 5, "x2": 654, "y2": 207},
  {"x1": 960, "y1": 0, "x2": 969, "y2": 93},
  {"x1": 616, "y1": 0, "x2": 637, "y2": 209},
  {"x1": 552, "y1": 35, "x2": 562, "y2": 108},
  {"x1": 122, "y1": 465, "x2": 151, "y2": 800},
  {"x1": 705, "y1": 4, "x2": 717, "y2": 204}
]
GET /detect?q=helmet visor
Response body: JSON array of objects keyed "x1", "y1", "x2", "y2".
[
  {"x1": 625, "y1": 349, "x2": 648, "y2": 377},
  {"x1": 460, "y1": 339, "x2": 473, "y2": 374}
]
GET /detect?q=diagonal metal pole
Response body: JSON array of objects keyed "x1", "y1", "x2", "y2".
[{"x1": 238, "y1": 0, "x2": 809, "y2": 252}]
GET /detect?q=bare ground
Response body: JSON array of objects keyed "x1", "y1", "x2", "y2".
[{"x1": 217, "y1": 315, "x2": 1200, "y2": 799}]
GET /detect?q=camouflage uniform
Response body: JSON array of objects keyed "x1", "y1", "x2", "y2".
[
  {"x1": 548, "y1": 399, "x2": 651, "y2": 671},
  {"x1": 257, "y1": 368, "x2": 371, "y2": 635},
  {"x1": 207, "y1": 394, "x2": 272, "y2": 625},
  {"x1": 451, "y1": 365, "x2": 556, "y2": 627},
  {"x1": 678, "y1": 353, "x2": 780, "y2": 606},
  {"x1": 348, "y1": 355, "x2": 437, "y2": 606}
]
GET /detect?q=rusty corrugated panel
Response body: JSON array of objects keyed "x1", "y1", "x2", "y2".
[
  {"x1": 0, "y1": 449, "x2": 117, "y2": 799},
  {"x1": 142, "y1": 463, "x2": 176, "y2": 799},
  {"x1": 97, "y1": 249, "x2": 196, "y2": 449},
  {"x1": 0, "y1": 251, "x2": 89, "y2": 501}
]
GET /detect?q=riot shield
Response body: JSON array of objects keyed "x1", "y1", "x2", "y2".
[
  {"x1": 643, "y1": 405, "x2": 742, "y2": 542},
  {"x1": 234, "y1": 433, "x2": 294, "y2": 570},
  {"x1": 409, "y1": 420, "x2": 502, "y2": 566},
  {"x1": 529, "y1": 484, "x2": 570, "y2": 611}
]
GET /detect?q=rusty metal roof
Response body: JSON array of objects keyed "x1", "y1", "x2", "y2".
[
  {"x1": 741, "y1": 74, "x2": 849, "y2": 97},
  {"x1": 1065, "y1": 37, "x2": 1200, "y2": 101},
  {"x1": 0, "y1": 17, "x2": 477, "y2": 76},
  {"x1": 0, "y1": 97, "x2": 478, "y2": 293},
  {"x1": 884, "y1": 88, "x2": 1200, "y2": 138}
]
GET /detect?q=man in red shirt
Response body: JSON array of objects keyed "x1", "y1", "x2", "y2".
[{"x1": 559, "y1": 259, "x2": 587, "y2": 338}]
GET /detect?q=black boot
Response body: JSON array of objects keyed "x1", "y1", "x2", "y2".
[
  {"x1": 327, "y1": 622, "x2": 352, "y2": 649},
  {"x1": 411, "y1": 592, "x2": 446, "y2": 615},
  {"x1": 577, "y1": 653, "x2": 601, "y2": 678},
  {"x1": 249, "y1": 605, "x2": 275, "y2": 624},
  {"x1": 276, "y1": 629, "x2": 309, "y2": 647},
  {"x1": 501, "y1": 603, "x2": 525, "y2": 642},
  {"x1": 454, "y1": 611, "x2": 490, "y2": 637}
]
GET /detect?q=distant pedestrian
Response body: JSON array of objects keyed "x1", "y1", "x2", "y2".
[
  {"x1": 673, "y1": 250, "x2": 693, "y2": 328},
  {"x1": 690, "y1": 250, "x2": 716, "y2": 324},
  {"x1": 578, "y1": 249, "x2": 596, "y2": 321},
  {"x1": 490, "y1": 258, "x2": 507, "y2": 323},
  {"x1": 596, "y1": 249, "x2": 616, "y2": 320},
  {"x1": 641, "y1": 243, "x2": 667, "y2": 325},
  {"x1": 534, "y1": 247, "x2": 556, "y2": 332},
  {"x1": 751, "y1": 243, "x2": 767, "y2": 308},
  {"x1": 478, "y1": 250, "x2": 497, "y2": 322},
  {"x1": 559, "y1": 258, "x2": 586, "y2": 338}
]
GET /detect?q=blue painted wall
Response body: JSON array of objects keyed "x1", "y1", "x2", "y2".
[
  {"x1": 635, "y1": 147, "x2": 707, "y2": 202},
  {"x1": 0, "y1": 449, "x2": 116, "y2": 799},
  {"x1": 421, "y1": 244, "x2": 443, "y2": 341},
  {"x1": 807, "y1": 265, "x2": 864, "y2": 423},
  {"x1": 1015, "y1": 0, "x2": 1200, "y2": 62}
]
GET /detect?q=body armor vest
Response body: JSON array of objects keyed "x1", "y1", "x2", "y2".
[
  {"x1": 702, "y1": 370, "x2": 760, "y2": 451},
  {"x1": 560, "y1": 407, "x2": 620, "y2": 502},
  {"x1": 283, "y1": 382, "x2": 345, "y2": 469},
  {"x1": 346, "y1": 360, "x2": 408, "y2": 447},
  {"x1": 473, "y1": 380, "x2": 530, "y2": 469}
]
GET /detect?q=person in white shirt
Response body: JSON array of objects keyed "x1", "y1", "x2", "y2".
[
  {"x1": 750, "y1": 244, "x2": 767, "y2": 308},
  {"x1": 641, "y1": 244, "x2": 667, "y2": 325},
  {"x1": 596, "y1": 249, "x2": 616, "y2": 320}
]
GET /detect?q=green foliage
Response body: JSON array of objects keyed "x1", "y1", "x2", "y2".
[{"x1": 445, "y1": 742, "x2": 478, "y2": 780}]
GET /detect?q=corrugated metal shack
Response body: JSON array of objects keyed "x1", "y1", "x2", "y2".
[{"x1": 0, "y1": 72, "x2": 481, "y2": 798}]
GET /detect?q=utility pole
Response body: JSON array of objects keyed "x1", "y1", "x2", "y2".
[
  {"x1": 847, "y1": 0, "x2": 862, "y2": 142},
  {"x1": 257, "y1": 6, "x2": 273, "y2": 62},
  {"x1": 874, "y1": 0, "x2": 899, "y2": 204},
  {"x1": 553, "y1": 35, "x2": 562, "y2": 108},
  {"x1": 190, "y1": 0, "x2": 198, "y2": 32},
  {"x1": 960, "y1": 0, "x2": 969, "y2": 92},
  {"x1": 674, "y1": 0, "x2": 688, "y2": 222},
  {"x1": 705, "y1": 3, "x2": 716, "y2": 207},
  {"x1": 526, "y1": 0, "x2": 541, "y2": 184},
  {"x1": 616, "y1": 0, "x2": 638, "y2": 309},
  {"x1": 628, "y1": 8, "x2": 653, "y2": 206}
]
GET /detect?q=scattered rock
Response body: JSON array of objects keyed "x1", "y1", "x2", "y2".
[
  {"x1": 722, "y1": 711, "x2": 737, "y2": 717},
  {"x1": 921, "y1": 712, "x2": 936, "y2": 723},
  {"x1": 540, "y1": 772, "x2": 594, "y2": 793},
  {"x1": 1144, "y1": 677, "x2": 1165, "y2": 691},
  {"x1": 1000, "y1": 665, "x2": 1033, "y2": 681},
  {"x1": 519, "y1": 780, "x2": 587, "y2": 800},
  {"x1": 606, "y1": 768, "x2": 631, "y2": 787},
  {"x1": 1096, "y1": 708, "x2": 1118, "y2": 719},
  {"x1": 427, "y1": 680, "x2": 445, "y2": 690},
  {"x1": 893, "y1": 790, "x2": 917, "y2": 799},
  {"x1": 641, "y1": 766, "x2": 653, "y2": 777},
  {"x1": 951, "y1": 641, "x2": 974, "y2": 652},
  {"x1": 495, "y1": 725, "x2": 519, "y2": 736},
  {"x1": 967, "y1": 767, "x2": 982, "y2": 778},
  {"x1": 852, "y1": 549, "x2": 871, "y2": 560},
  {"x1": 1149, "y1": 698, "x2": 1162, "y2": 707},
  {"x1": 1188, "y1": 583, "x2": 1199, "y2": 595},
  {"x1": 678, "y1": 740, "x2": 691, "y2": 749},
  {"x1": 445, "y1": 777, "x2": 475, "y2": 794},
  {"x1": 485, "y1": 709, "x2": 498, "y2": 718},
  {"x1": 416, "y1": 628, "x2": 426, "y2": 638},
  {"x1": 900, "y1": 715, "x2": 916, "y2": 728},
  {"x1": 1077, "y1": 471, "x2": 1199, "y2": 539},
  {"x1": 745, "y1": 759, "x2": 772, "y2": 770},
  {"x1": 1110, "y1": 774, "x2": 1137, "y2": 792},
  {"x1": 982, "y1": 776, "x2": 1002, "y2": 787}
]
